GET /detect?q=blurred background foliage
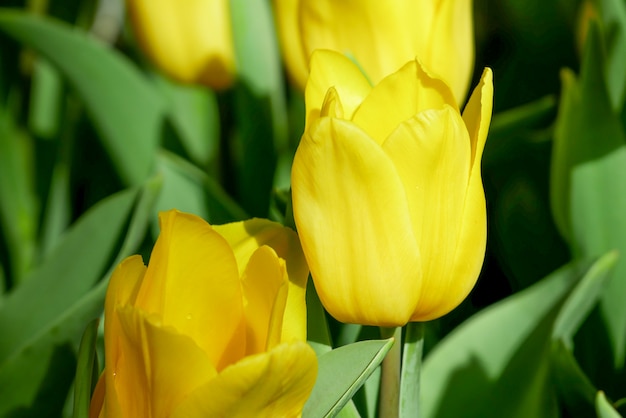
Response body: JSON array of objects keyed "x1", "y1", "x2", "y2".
[{"x1": 1, "y1": 0, "x2": 626, "y2": 417}]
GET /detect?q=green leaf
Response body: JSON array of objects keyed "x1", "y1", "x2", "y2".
[
  {"x1": 421, "y1": 255, "x2": 612, "y2": 418},
  {"x1": 73, "y1": 318, "x2": 100, "y2": 418},
  {"x1": 552, "y1": 250, "x2": 618, "y2": 345},
  {"x1": 154, "y1": 75, "x2": 220, "y2": 169},
  {"x1": 598, "y1": 0, "x2": 626, "y2": 110},
  {"x1": 0, "y1": 10, "x2": 166, "y2": 185},
  {"x1": 0, "y1": 103, "x2": 37, "y2": 284},
  {"x1": 597, "y1": 391, "x2": 624, "y2": 418},
  {"x1": 551, "y1": 21, "x2": 626, "y2": 366},
  {"x1": 230, "y1": 0, "x2": 287, "y2": 216},
  {"x1": 0, "y1": 176, "x2": 160, "y2": 415},
  {"x1": 551, "y1": 340, "x2": 597, "y2": 418},
  {"x1": 303, "y1": 339, "x2": 394, "y2": 418},
  {"x1": 0, "y1": 187, "x2": 137, "y2": 365},
  {"x1": 28, "y1": 57, "x2": 63, "y2": 139}
]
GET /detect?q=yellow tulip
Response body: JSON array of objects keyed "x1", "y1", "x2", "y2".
[
  {"x1": 291, "y1": 50, "x2": 493, "y2": 326},
  {"x1": 126, "y1": 0, "x2": 236, "y2": 89},
  {"x1": 273, "y1": 0, "x2": 474, "y2": 103},
  {"x1": 89, "y1": 210, "x2": 316, "y2": 418}
]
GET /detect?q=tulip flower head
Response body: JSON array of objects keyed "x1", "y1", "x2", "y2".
[
  {"x1": 292, "y1": 50, "x2": 493, "y2": 327},
  {"x1": 274, "y1": 0, "x2": 474, "y2": 103},
  {"x1": 126, "y1": 0, "x2": 236, "y2": 89},
  {"x1": 89, "y1": 210, "x2": 316, "y2": 417}
]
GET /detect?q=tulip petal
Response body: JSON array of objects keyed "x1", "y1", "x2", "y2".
[
  {"x1": 352, "y1": 59, "x2": 457, "y2": 145},
  {"x1": 88, "y1": 372, "x2": 105, "y2": 418},
  {"x1": 463, "y1": 68, "x2": 494, "y2": 171},
  {"x1": 127, "y1": 0, "x2": 235, "y2": 89},
  {"x1": 171, "y1": 342, "x2": 317, "y2": 418},
  {"x1": 241, "y1": 246, "x2": 289, "y2": 354},
  {"x1": 272, "y1": 0, "x2": 309, "y2": 89},
  {"x1": 102, "y1": 255, "x2": 147, "y2": 418},
  {"x1": 383, "y1": 106, "x2": 472, "y2": 320},
  {"x1": 292, "y1": 117, "x2": 421, "y2": 326},
  {"x1": 214, "y1": 218, "x2": 309, "y2": 342},
  {"x1": 413, "y1": 0, "x2": 474, "y2": 103},
  {"x1": 305, "y1": 50, "x2": 371, "y2": 130},
  {"x1": 135, "y1": 210, "x2": 245, "y2": 370},
  {"x1": 408, "y1": 69, "x2": 493, "y2": 321},
  {"x1": 111, "y1": 306, "x2": 217, "y2": 417},
  {"x1": 299, "y1": 0, "x2": 425, "y2": 85}
]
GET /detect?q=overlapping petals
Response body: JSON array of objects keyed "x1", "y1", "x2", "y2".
[
  {"x1": 90, "y1": 210, "x2": 316, "y2": 418},
  {"x1": 292, "y1": 50, "x2": 493, "y2": 325}
]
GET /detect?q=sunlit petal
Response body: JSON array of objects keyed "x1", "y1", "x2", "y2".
[
  {"x1": 352, "y1": 59, "x2": 457, "y2": 144},
  {"x1": 305, "y1": 49, "x2": 371, "y2": 131},
  {"x1": 241, "y1": 246, "x2": 288, "y2": 354},
  {"x1": 171, "y1": 342, "x2": 317, "y2": 418},
  {"x1": 135, "y1": 210, "x2": 245, "y2": 370},
  {"x1": 112, "y1": 306, "x2": 217, "y2": 417},
  {"x1": 214, "y1": 218, "x2": 309, "y2": 342},
  {"x1": 102, "y1": 256, "x2": 146, "y2": 418},
  {"x1": 292, "y1": 117, "x2": 421, "y2": 326}
]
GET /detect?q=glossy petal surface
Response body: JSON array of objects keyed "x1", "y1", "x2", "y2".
[
  {"x1": 102, "y1": 256, "x2": 147, "y2": 418},
  {"x1": 171, "y1": 342, "x2": 317, "y2": 418},
  {"x1": 214, "y1": 218, "x2": 309, "y2": 342},
  {"x1": 352, "y1": 58, "x2": 457, "y2": 144},
  {"x1": 383, "y1": 107, "x2": 472, "y2": 319},
  {"x1": 241, "y1": 246, "x2": 289, "y2": 354},
  {"x1": 113, "y1": 306, "x2": 217, "y2": 417},
  {"x1": 134, "y1": 211, "x2": 245, "y2": 371},
  {"x1": 293, "y1": 117, "x2": 422, "y2": 326},
  {"x1": 305, "y1": 50, "x2": 371, "y2": 130}
]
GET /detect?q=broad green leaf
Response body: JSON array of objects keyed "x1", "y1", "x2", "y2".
[
  {"x1": 73, "y1": 318, "x2": 100, "y2": 418},
  {"x1": 230, "y1": 0, "x2": 287, "y2": 216},
  {"x1": 0, "y1": 176, "x2": 160, "y2": 414},
  {"x1": 597, "y1": 391, "x2": 624, "y2": 418},
  {"x1": 421, "y1": 255, "x2": 613, "y2": 418},
  {"x1": 0, "y1": 10, "x2": 166, "y2": 185},
  {"x1": 551, "y1": 340, "x2": 596, "y2": 418},
  {"x1": 551, "y1": 22, "x2": 626, "y2": 366},
  {"x1": 0, "y1": 341, "x2": 76, "y2": 417},
  {"x1": 0, "y1": 187, "x2": 137, "y2": 364},
  {"x1": 303, "y1": 339, "x2": 394, "y2": 418}
]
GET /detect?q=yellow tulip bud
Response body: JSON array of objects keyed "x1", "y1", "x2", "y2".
[
  {"x1": 89, "y1": 210, "x2": 316, "y2": 417},
  {"x1": 126, "y1": 0, "x2": 236, "y2": 89},
  {"x1": 273, "y1": 0, "x2": 474, "y2": 103},
  {"x1": 292, "y1": 50, "x2": 493, "y2": 326}
]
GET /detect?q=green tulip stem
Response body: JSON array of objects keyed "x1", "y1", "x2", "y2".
[
  {"x1": 399, "y1": 321, "x2": 425, "y2": 418},
  {"x1": 379, "y1": 326, "x2": 402, "y2": 418}
]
